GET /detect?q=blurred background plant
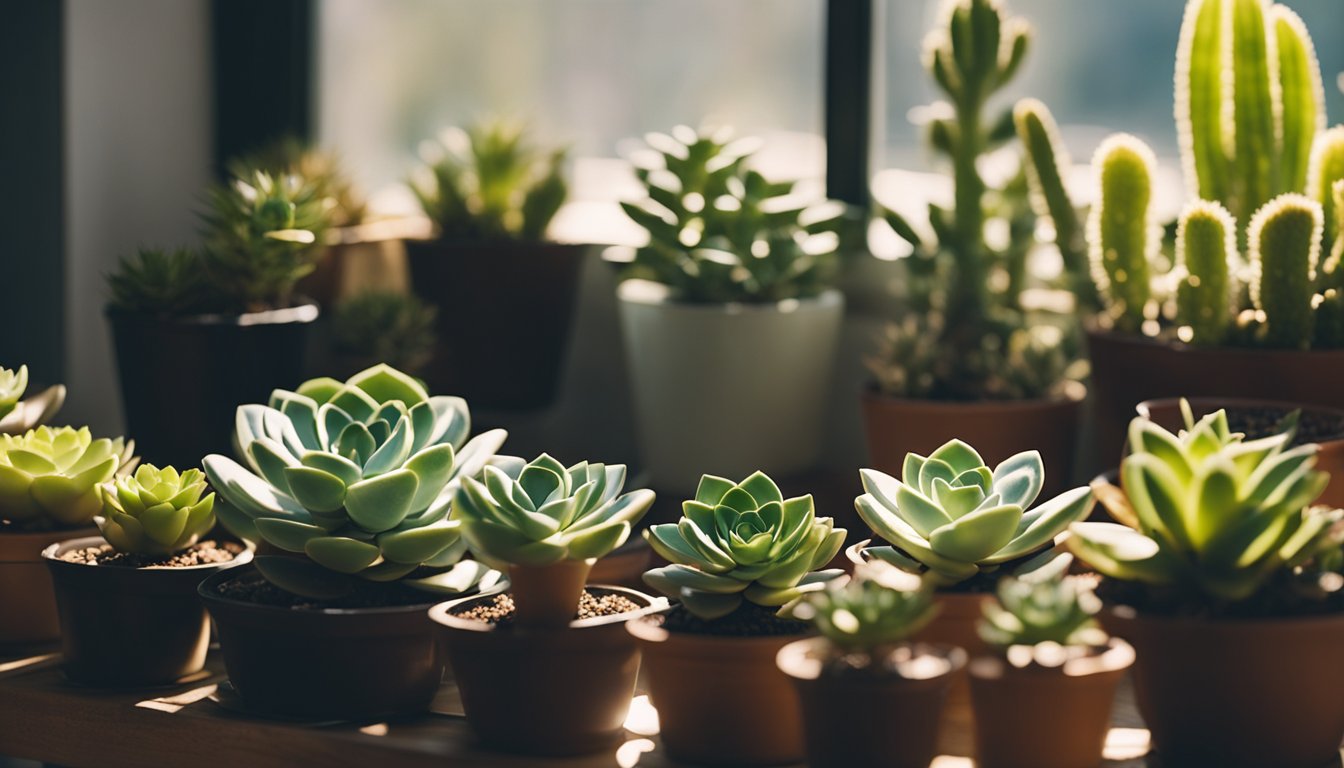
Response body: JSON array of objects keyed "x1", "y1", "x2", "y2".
[
  {"x1": 230, "y1": 138, "x2": 367, "y2": 228},
  {"x1": 331, "y1": 290, "x2": 437, "y2": 374},
  {"x1": 107, "y1": 247, "x2": 211, "y2": 316}
]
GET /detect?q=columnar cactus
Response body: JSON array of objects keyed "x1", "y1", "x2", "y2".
[
  {"x1": 1087, "y1": 135, "x2": 1157, "y2": 333},
  {"x1": 1249, "y1": 194, "x2": 1323, "y2": 348},
  {"x1": 1309, "y1": 127, "x2": 1344, "y2": 258},
  {"x1": 1175, "y1": 200, "x2": 1237, "y2": 345},
  {"x1": 97, "y1": 465, "x2": 216, "y2": 557},
  {"x1": 0, "y1": 427, "x2": 137, "y2": 530}
]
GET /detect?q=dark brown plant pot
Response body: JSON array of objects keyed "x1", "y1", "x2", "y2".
[
  {"x1": 861, "y1": 388, "x2": 1083, "y2": 497},
  {"x1": 627, "y1": 615, "x2": 807, "y2": 766},
  {"x1": 0, "y1": 526, "x2": 97, "y2": 647},
  {"x1": 1103, "y1": 606, "x2": 1344, "y2": 768},
  {"x1": 42, "y1": 536, "x2": 254, "y2": 687},
  {"x1": 777, "y1": 637, "x2": 964, "y2": 768},
  {"x1": 430, "y1": 586, "x2": 667, "y2": 756},
  {"x1": 1087, "y1": 327, "x2": 1344, "y2": 475},
  {"x1": 405, "y1": 240, "x2": 588, "y2": 411},
  {"x1": 1137, "y1": 397, "x2": 1344, "y2": 507},
  {"x1": 107, "y1": 303, "x2": 319, "y2": 469},
  {"x1": 199, "y1": 565, "x2": 444, "y2": 720},
  {"x1": 968, "y1": 640, "x2": 1133, "y2": 768}
]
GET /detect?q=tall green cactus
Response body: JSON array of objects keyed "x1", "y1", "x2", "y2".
[
  {"x1": 1176, "y1": 0, "x2": 1325, "y2": 230},
  {"x1": 1176, "y1": 200, "x2": 1237, "y2": 345},
  {"x1": 1250, "y1": 194, "x2": 1323, "y2": 348},
  {"x1": 1088, "y1": 135, "x2": 1156, "y2": 333},
  {"x1": 1309, "y1": 127, "x2": 1344, "y2": 258}
]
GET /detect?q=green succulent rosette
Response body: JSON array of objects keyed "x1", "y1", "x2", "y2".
[
  {"x1": 0, "y1": 365, "x2": 66, "y2": 436},
  {"x1": 97, "y1": 464, "x2": 216, "y2": 557},
  {"x1": 794, "y1": 560, "x2": 936, "y2": 653},
  {"x1": 0, "y1": 366, "x2": 28, "y2": 421},
  {"x1": 979, "y1": 573, "x2": 1108, "y2": 649},
  {"x1": 0, "y1": 426, "x2": 137, "y2": 530}
]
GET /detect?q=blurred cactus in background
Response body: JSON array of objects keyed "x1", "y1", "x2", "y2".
[
  {"x1": 1088, "y1": 135, "x2": 1157, "y2": 334},
  {"x1": 1249, "y1": 195, "x2": 1323, "y2": 349},
  {"x1": 1174, "y1": 201, "x2": 1236, "y2": 346}
]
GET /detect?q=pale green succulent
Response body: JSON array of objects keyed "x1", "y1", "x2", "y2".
[
  {"x1": 452, "y1": 453, "x2": 654, "y2": 568},
  {"x1": 1068, "y1": 403, "x2": 1344, "y2": 603},
  {"x1": 978, "y1": 574, "x2": 1108, "y2": 648},
  {"x1": 643, "y1": 472, "x2": 847, "y2": 620},
  {"x1": 793, "y1": 560, "x2": 936, "y2": 653},
  {"x1": 0, "y1": 366, "x2": 28, "y2": 421},
  {"x1": 97, "y1": 464, "x2": 216, "y2": 557},
  {"x1": 0, "y1": 426, "x2": 137, "y2": 530},
  {"x1": 203, "y1": 364, "x2": 506, "y2": 598},
  {"x1": 855, "y1": 440, "x2": 1094, "y2": 585}
]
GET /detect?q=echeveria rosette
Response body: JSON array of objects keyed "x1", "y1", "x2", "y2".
[
  {"x1": 855, "y1": 440, "x2": 1094, "y2": 585},
  {"x1": 0, "y1": 365, "x2": 66, "y2": 436},
  {"x1": 978, "y1": 574, "x2": 1108, "y2": 649},
  {"x1": 0, "y1": 366, "x2": 27, "y2": 421},
  {"x1": 203, "y1": 364, "x2": 507, "y2": 598},
  {"x1": 0, "y1": 426, "x2": 137, "y2": 530},
  {"x1": 1067, "y1": 403, "x2": 1344, "y2": 603},
  {"x1": 97, "y1": 464, "x2": 216, "y2": 556},
  {"x1": 643, "y1": 472, "x2": 847, "y2": 620},
  {"x1": 793, "y1": 560, "x2": 936, "y2": 653},
  {"x1": 452, "y1": 453, "x2": 655, "y2": 568}
]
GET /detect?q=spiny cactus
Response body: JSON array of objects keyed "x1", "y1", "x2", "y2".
[
  {"x1": 1175, "y1": 200, "x2": 1237, "y2": 345},
  {"x1": 1249, "y1": 194, "x2": 1323, "y2": 348},
  {"x1": 1309, "y1": 127, "x2": 1344, "y2": 257},
  {"x1": 1087, "y1": 135, "x2": 1156, "y2": 333}
]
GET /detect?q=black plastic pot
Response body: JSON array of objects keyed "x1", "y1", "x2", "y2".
[
  {"x1": 42, "y1": 536, "x2": 253, "y2": 687},
  {"x1": 200, "y1": 565, "x2": 444, "y2": 720},
  {"x1": 405, "y1": 240, "x2": 587, "y2": 410},
  {"x1": 107, "y1": 304, "x2": 319, "y2": 469}
]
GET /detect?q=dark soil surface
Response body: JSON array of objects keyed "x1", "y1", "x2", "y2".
[
  {"x1": 451, "y1": 589, "x2": 641, "y2": 626},
  {"x1": 1222, "y1": 406, "x2": 1344, "y2": 446},
  {"x1": 661, "y1": 601, "x2": 810, "y2": 637},
  {"x1": 60, "y1": 540, "x2": 241, "y2": 568},
  {"x1": 212, "y1": 568, "x2": 437, "y2": 610}
]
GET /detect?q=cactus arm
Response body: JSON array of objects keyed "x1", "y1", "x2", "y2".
[
  {"x1": 1308, "y1": 127, "x2": 1344, "y2": 259},
  {"x1": 1176, "y1": 0, "x2": 1229, "y2": 208},
  {"x1": 1230, "y1": 0, "x2": 1280, "y2": 220},
  {"x1": 1176, "y1": 201, "x2": 1238, "y2": 345},
  {"x1": 1088, "y1": 135, "x2": 1157, "y2": 333},
  {"x1": 1272, "y1": 6, "x2": 1325, "y2": 196},
  {"x1": 1250, "y1": 194, "x2": 1323, "y2": 348}
]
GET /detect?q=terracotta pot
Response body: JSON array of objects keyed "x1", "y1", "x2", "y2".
[
  {"x1": 0, "y1": 526, "x2": 97, "y2": 647},
  {"x1": 968, "y1": 639, "x2": 1134, "y2": 768},
  {"x1": 43, "y1": 536, "x2": 253, "y2": 686},
  {"x1": 777, "y1": 637, "x2": 964, "y2": 768},
  {"x1": 107, "y1": 303, "x2": 319, "y2": 469},
  {"x1": 587, "y1": 539, "x2": 650, "y2": 589},
  {"x1": 1087, "y1": 327, "x2": 1344, "y2": 474},
  {"x1": 199, "y1": 565, "x2": 444, "y2": 719},
  {"x1": 405, "y1": 240, "x2": 587, "y2": 411},
  {"x1": 507, "y1": 559, "x2": 591, "y2": 628},
  {"x1": 1137, "y1": 397, "x2": 1344, "y2": 507},
  {"x1": 628, "y1": 615, "x2": 807, "y2": 766},
  {"x1": 1104, "y1": 606, "x2": 1344, "y2": 767},
  {"x1": 430, "y1": 586, "x2": 667, "y2": 756},
  {"x1": 861, "y1": 389, "x2": 1083, "y2": 497},
  {"x1": 297, "y1": 220, "x2": 419, "y2": 308}
]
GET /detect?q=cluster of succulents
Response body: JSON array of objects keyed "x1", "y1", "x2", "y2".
[
  {"x1": 96, "y1": 464, "x2": 215, "y2": 557},
  {"x1": 855, "y1": 439, "x2": 1094, "y2": 584},
  {"x1": 0, "y1": 426, "x2": 137, "y2": 530},
  {"x1": 794, "y1": 560, "x2": 936, "y2": 654},
  {"x1": 410, "y1": 121, "x2": 567, "y2": 242},
  {"x1": 332, "y1": 291, "x2": 437, "y2": 374},
  {"x1": 643, "y1": 472, "x2": 847, "y2": 619},
  {"x1": 620, "y1": 126, "x2": 856, "y2": 304},
  {"x1": 1068, "y1": 403, "x2": 1344, "y2": 602},
  {"x1": 978, "y1": 573, "x2": 1108, "y2": 649},
  {"x1": 203, "y1": 364, "x2": 506, "y2": 597}
]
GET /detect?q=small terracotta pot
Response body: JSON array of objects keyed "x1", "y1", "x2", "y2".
[
  {"x1": 587, "y1": 540, "x2": 651, "y2": 588},
  {"x1": 1104, "y1": 606, "x2": 1344, "y2": 768},
  {"x1": 507, "y1": 559, "x2": 592, "y2": 628},
  {"x1": 861, "y1": 389, "x2": 1083, "y2": 497},
  {"x1": 968, "y1": 639, "x2": 1134, "y2": 768},
  {"x1": 0, "y1": 526, "x2": 97, "y2": 647},
  {"x1": 200, "y1": 565, "x2": 445, "y2": 719},
  {"x1": 43, "y1": 536, "x2": 253, "y2": 686},
  {"x1": 628, "y1": 615, "x2": 807, "y2": 766},
  {"x1": 777, "y1": 637, "x2": 965, "y2": 768},
  {"x1": 431, "y1": 586, "x2": 667, "y2": 756}
]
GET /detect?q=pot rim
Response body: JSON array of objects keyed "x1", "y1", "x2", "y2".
[
  {"x1": 1085, "y1": 324, "x2": 1344, "y2": 359},
  {"x1": 429, "y1": 584, "x2": 668, "y2": 633},
  {"x1": 776, "y1": 635, "x2": 967, "y2": 682},
  {"x1": 197, "y1": 563, "x2": 454, "y2": 617},
  {"x1": 41, "y1": 535, "x2": 255, "y2": 572},
  {"x1": 0, "y1": 525, "x2": 100, "y2": 563},
  {"x1": 616, "y1": 279, "x2": 844, "y2": 313},
  {"x1": 104, "y1": 301, "x2": 319, "y2": 327},
  {"x1": 1106, "y1": 602, "x2": 1344, "y2": 629},
  {"x1": 1137, "y1": 396, "x2": 1344, "y2": 431},
  {"x1": 404, "y1": 237, "x2": 591, "y2": 250},
  {"x1": 860, "y1": 385, "x2": 1085, "y2": 410},
  {"x1": 968, "y1": 637, "x2": 1135, "y2": 679},
  {"x1": 625, "y1": 611, "x2": 813, "y2": 649}
]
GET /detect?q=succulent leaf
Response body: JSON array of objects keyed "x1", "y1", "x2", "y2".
[
  {"x1": 0, "y1": 426, "x2": 135, "y2": 530},
  {"x1": 978, "y1": 573, "x2": 1108, "y2": 648}
]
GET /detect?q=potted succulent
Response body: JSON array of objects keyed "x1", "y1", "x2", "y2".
[
  {"x1": 1068, "y1": 403, "x2": 1344, "y2": 767},
  {"x1": 778, "y1": 560, "x2": 964, "y2": 768},
  {"x1": 1081, "y1": 0, "x2": 1344, "y2": 458},
  {"x1": 866, "y1": 0, "x2": 1090, "y2": 493},
  {"x1": 406, "y1": 121, "x2": 582, "y2": 410},
  {"x1": 107, "y1": 165, "x2": 332, "y2": 468},
  {"x1": 618, "y1": 127, "x2": 853, "y2": 495},
  {"x1": 199, "y1": 363, "x2": 507, "y2": 719},
  {"x1": 630, "y1": 471, "x2": 847, "y2": 766},
  {"x1": 429, "y1": 453, "x2": 662, "y2": 755},
  {"x1": 42, "y1": 464, "x2": 251, "y2": 686},
  {"x1": 968, "y1": 571, "x2": 1133, "y2": 768},
  {"x1": 0, "y1": 426, "x2": 137, "y2": 647},
  {"x1": 0, "y1": 365, "x2": 65, "y2": 435}
]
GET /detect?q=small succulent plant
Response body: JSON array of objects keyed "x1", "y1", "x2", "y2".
[
  {"x1": 793, "y1": 560, "x2": 936, "y2": 654},
  {"x1": 203, "y1": 364, "x2": 506, "y2": 598},
  {"x1": 0, "y1": 366, "x2": 28, "y2": 422},
  {"x1": 643, "y1": 472, "x2": 847, "y2": 620},
  {"x1": 96, "y1": 464, "x2": 216, "y2": 557},
  {"x1": 1068, "y1": 403, "x2": 1344, "y2": 603},
  {"x1": 978, "y1": 573, "x2": 1108, "y2": 649},
  {"x1": 107, "y1": 248, "x2": 212, "y2": 316},
  {"x1": 410, "y1": 121, "x2": 567, "y2": 242},
  {"x1": 855, "y1": 440, "x2": 1094, "y2": 585},
  {"x1": 0, "y1": 426, "x2": 137, "y2": 530},
  {"x1": 229, "y1": 139, "x2": 367, "y2": 228},
  {"x1": 332, "y1": 291, "x2": 437, "y2": 374}
]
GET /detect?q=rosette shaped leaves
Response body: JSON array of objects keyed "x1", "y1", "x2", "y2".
[
  {"x1": 453, "y1": 453, "x2": 655, "y2": 568},
  {"x1": 794, "y1": 560, "x2": 935, "y2": 653},
  {"x1": 203, "y1": 364, "x2": 507, "y2": 597},
  {"x1": 0, "y1": 426, "x2": 137, "y2": 529},
  {"x1": 856, "y1": 440, "x2": 1094, "y2": 584},
  {"x1": 644, "y1": 472, "x2": 847, "y2": 620},
  {"x1": 97, "y1": 464, "x2": 216, "y2": 557},
  {"x1": 0, "y1": 365, "x2": 66, "y2": 436},
  {"x1": 0, "y1": 366, "x2": 26, "y2": 421},
  {"x1": 1068, "y1": 403, "x2": 1344, "y2": 603},
  {"x1": 978, "y1": 574, "x2": 1107, "y2": 649}
]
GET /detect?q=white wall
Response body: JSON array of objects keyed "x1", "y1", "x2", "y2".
[{"x1": 64, "y1": 0, "x2": 212, "y2": 436}]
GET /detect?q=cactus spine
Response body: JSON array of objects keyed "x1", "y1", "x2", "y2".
[
  {"x1": 1088, "y1": 135, "x2": 1156, "y2": 333},
  {"x1": 1250, "y1": 194, "x2": 1323, "y2": 348},
  {"x1": 1176, "y1": 201, "x2": 1238, "y2": 345}
]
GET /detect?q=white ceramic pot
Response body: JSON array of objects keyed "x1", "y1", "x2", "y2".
[{"x1": 617, "y1": 280, "x2": 844, "y2": 495}]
